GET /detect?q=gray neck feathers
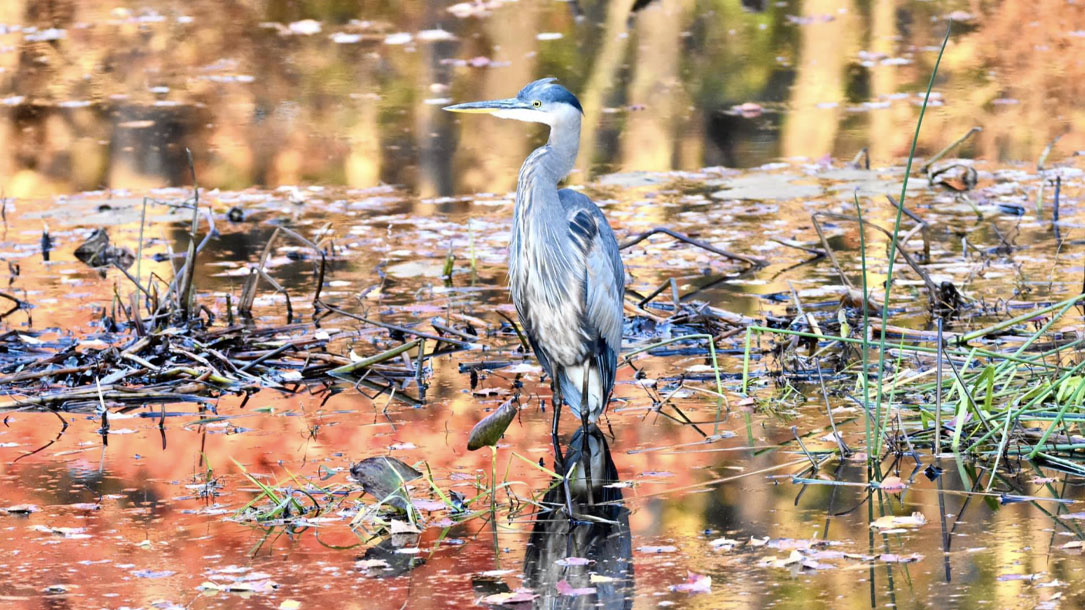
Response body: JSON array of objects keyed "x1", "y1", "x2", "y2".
[
  {"x1": 513, "y1": 112, "x2": 582, "y2": 236},
  {"x1": 544, "y1": 113, "x2": 581, "y2": 181},
  {"x1": 516, "y1": 114, "x2": 581, "y2": 191}
]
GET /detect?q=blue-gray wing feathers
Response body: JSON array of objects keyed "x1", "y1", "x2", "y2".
[{"x1": 555, "y1": 189, "x2": 624, "y2": 417}]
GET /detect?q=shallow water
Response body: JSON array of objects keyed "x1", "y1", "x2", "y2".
[
  {"x1": 0, "y1": 158, "x2": 1083, "y2": 608},
  {"x1": 1, "y1": 1, "x2": 1084, "y2": 609}
]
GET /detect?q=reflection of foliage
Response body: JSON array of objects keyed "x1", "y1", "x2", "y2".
[
  {"x1": 685, "y1": 0, "x2": 788, "y2": 104},
  {"x1": 0, "y1": 1, "x2": 1081, "y2": 196}
]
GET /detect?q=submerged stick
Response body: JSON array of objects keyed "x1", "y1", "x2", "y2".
[
  {"x1": 237, "y1": 225, "x2": 329, "y2": 318},
  {"x1": 619, "y1": 227, "x2": 767, "y2": 267},
  {"x1": 850, "y1": 147, "x2": 870, "y2": 170},
  {"x1": 136, "y1": 196, "x2": 148, "y2": 303},
  {"x1": 321, "y1": 303, "x2": 474, "y2": 349},
  {"x1": 328, "y1": 339, "x2": 422, "y2": 377},
  {"x1": 1052, "y1": 176, "x2": 1062, "y2": 241},
  {"x1": 0, "y1": 291, "x2": 30, "y2": 320},
  {"x1": 921, "y1": 126, "x2": 981, "y2": 175}
]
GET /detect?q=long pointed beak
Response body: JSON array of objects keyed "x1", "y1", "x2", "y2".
[{"x1": 443, "y1": 97, "x2": 529, "y2": 114}]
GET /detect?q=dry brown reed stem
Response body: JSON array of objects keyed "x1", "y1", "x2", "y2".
[
  {"x1": 920, "y1": 126, "x2": 981, "y2": 175},
  {"x1": 239, "y1": 225, "x2": 329, "y2": 318},
  {"x1": 178, "y1": 149, "x2": 202, "y2": 322}
]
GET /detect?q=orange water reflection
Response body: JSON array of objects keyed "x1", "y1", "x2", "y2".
[{"x1": 2, "y1": 378, "x2": 1084, "y2": 608}]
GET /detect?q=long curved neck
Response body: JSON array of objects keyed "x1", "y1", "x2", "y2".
[
  {"x1": 515, "y1": 114, "x2": 581, "y2": 203},
  {"x1": 508, "y1": 113, "x2": 582, "y2": 287},
  {"x1": 542, "y1": 114, "x2": 580, "y2": 181},
  {"x1": 509, "y1": 116, "x2": 581, "y2": 294}
]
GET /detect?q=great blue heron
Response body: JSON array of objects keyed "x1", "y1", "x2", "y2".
[{"x1": 445, "y1": 79, "x2": 625, "y2": 500}]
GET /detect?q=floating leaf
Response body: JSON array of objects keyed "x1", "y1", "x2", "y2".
[
  {"x1": 417, "y1": 29, "x2": 456, "y2": 42},
  {"x1": 870, "y1": 512, "x2": 927, "y2": 530},
  {"x1": 31, "y1": 525, "x2": 91, "y2": 539},
  {"x1": 132, "y1": 569, "x2": 175, "y2": 578},
  {"x1": 388, "y1": 519, "x2": 420, "y2": 534},
  {"x1": 287, "y1": 20, "x2": 321, "y2": 35},
  {"x1": 411, "y1": 498, "x2": 447, "y2": 512},
  {"x1": 996, "y1": 573, "x2": 1041, "y2": 582},
  {"x1": 479, "y1": 590, "x2": 538, "y2": 605},
  {"x1": 555, "y1": 580, "x2": 595, "y2": 596},
  {"x1": 466, "y1": 399, "x2": 518, "y2": 451},
  {"x1": 879, "y1": 553, "x2": 923, "y2": 564},
  {"x1": 74, "y1": 228, "x2": 135, "y2": 270},
  {"x1": 384, "y1": 32, "x2": 413, "y2": 45},
  {"x1": 709, "y1": 537, "x2": 742, "y2": 550},
  {"x1": 877, "y1": 476, "x2": 908, "y2": 492},
  {"x1": 669, "y1": 572, "x2": 712, "y2": 593},
  {"x1": 637, "y1": 545, "x2": 677, "y2": 554},
  {"x1": 759, "y1": 550, "x2": 804, "y2": 569},
  {"x1": 198, "y1": 579, "x2": 279, "y2": 594},
  {"x1": 356, "y1": 559, "x2": 390, "y2": 570},
  {"x1": 767, "y1": 538, "x2": 825, "y2": 550},
  {"x1": 349, "y1": 457, "x2": 422, "y2": 509}
]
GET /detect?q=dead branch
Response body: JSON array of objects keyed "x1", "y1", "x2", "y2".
[{"x1": 619, "y1": 227, "x2": 768, "y2": 267}]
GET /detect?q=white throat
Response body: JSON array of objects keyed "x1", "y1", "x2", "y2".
[
  {"x1": 493, "y1": 103, "x2": 581, "y2": 128},
  {"x1": 493, "y1": 107, "x2": 554, "y2": 126}
]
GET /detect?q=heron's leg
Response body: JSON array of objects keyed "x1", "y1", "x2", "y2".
[
  {"x1": 561, "y1": 462, "x2": 577, "y2": 518},
  {"x1": 551, "y1": 368, "x2": 579, "y2": 518},
  {"x1": 578, "y1": 374, "x2": 595, "y2": 506},
  {"x1": 551, "y1": 375, "x2": 564, "y2": 470}
]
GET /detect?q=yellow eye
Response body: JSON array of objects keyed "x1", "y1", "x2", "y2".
[{"x1": 532, "y1": 100, "x2": 542, "y2": 108}]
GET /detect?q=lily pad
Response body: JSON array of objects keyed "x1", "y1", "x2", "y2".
[
  {"x1": 710, "y1": 173, "x2": 822, "y2": 200},
  {"x1": 595, "y1": 171, "x2": 670, "y2": 188}
]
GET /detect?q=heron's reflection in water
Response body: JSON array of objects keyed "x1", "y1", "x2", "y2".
[{"x1": 523, "y1": 425, "x2": 633, "y2": 609}]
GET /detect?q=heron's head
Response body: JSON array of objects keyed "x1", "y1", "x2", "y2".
[{"x1": 443, "y1": 78, "x2": 583, "y2": 127}]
